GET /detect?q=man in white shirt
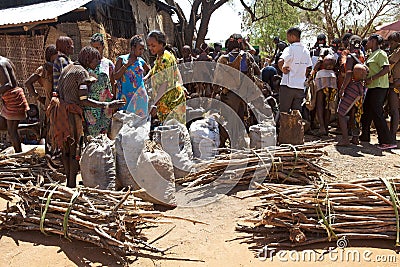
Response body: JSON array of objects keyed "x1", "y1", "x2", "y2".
[{"x1": 278, "y1": 27, "x2": 312, "y2": 113}]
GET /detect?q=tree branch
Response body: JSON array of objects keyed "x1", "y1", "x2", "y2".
[
  {"x1": 165, "y1": 0, "x2": 187, "y2": 24},
  {"x1": 285, "y1": 0, "x2": 324, "y2": 11},
  {"x1": 360, "y1": 0, "x2": 392, "y2": 37},
  {"x1": 210, "y1": 0, "x2": 230, "y2": 13},
  {"x1": 239, "y1": 0, "x2": 273, "y2": 22}
]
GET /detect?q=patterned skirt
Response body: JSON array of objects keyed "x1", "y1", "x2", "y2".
[
  {"x1": 156, "y1": 84, "x2": 186, "y2": 124},
  {"x1": 337, "y1": 82, "x2": 364, "y2": 117}
]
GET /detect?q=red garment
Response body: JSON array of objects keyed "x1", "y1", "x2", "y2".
[
  {"x1": 0, "y1": 87, "x2": 29, "y2": 120},
  {"x1": 46, "y1": 97, "x2": 83, "y2": 149}
]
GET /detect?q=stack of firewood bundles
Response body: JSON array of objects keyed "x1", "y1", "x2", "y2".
[
  {"x1": 236, "y1": 178, "x2": 400, "y2": 250},
  {"x1": 176, "y1": 142, "x2": 334, "y2": 187},
  {"x1": 0, "y1": 147, "x2": 65, "y2": 188},
  {"x1": 0, "y1": 183, "x2": 203, "y2": 263}
]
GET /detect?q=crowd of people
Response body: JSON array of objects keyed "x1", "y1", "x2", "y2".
[
  {"x1": 263, "y1": 28, "x2": 399, "y2": 150},
  {"x1": 282, "y1": 29, "x2": 399, "y2": 150},
  {"x1": 173, "y1": 28, "x2": 400, "y2": 151},
  {"x1": 0, "y1": 30, "x2": 187, "y2": 187},
  {"x1": 0, "y1": 27, "x2": 399, "y2": 187}
]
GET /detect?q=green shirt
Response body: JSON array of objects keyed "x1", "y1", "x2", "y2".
[{"x1": 366, "y1": 49, "x2": 389, "y2": 89}]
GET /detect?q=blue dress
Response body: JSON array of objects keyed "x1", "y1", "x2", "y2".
[{"x1": 116, "y1": 55, "x2": 149, "y2": 117}]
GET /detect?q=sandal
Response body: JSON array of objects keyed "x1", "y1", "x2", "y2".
[{"x1": 377, "y1": 144, "x2": 397, "y2": 150}]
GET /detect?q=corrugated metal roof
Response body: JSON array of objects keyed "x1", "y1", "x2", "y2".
[
  {"x1": 380, "y1": 20, "x2": 400, "y2": 31},
  {"x1": 0, "y1": 0, "x2": 92, "y2": 28}
]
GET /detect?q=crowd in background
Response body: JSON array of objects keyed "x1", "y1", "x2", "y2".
[
  {"x1": 266, "y1": 29, "x2": 400, "y2": 150},
  {"x1": 167, "y1": 28, "x2": 400, "y2": 151}
]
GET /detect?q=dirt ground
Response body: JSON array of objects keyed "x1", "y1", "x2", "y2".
[{"x1": 0, "y1": 131, "x2": 400, "y2": 267}]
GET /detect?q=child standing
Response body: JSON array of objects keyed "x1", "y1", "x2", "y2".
[
  {"x1": 313, "y1": 54, "x2": 337, "y2": 136},
  {"x1": 25, "y1": 45, "x2": 58, "y2": 110},
  {"x1": 84, "y1": 33, "x2": 115, "y2": 137}
]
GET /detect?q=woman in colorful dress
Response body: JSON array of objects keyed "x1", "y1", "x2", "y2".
[
  {"x1": 146, "y1": 30, "x2": 186, "y2": 124},
  {"x1": 114, "y1": 35, "x2": 150, "y2": 117},
  {"x1": 83, "y1": 33, "x2": 115, "y2": 137}
]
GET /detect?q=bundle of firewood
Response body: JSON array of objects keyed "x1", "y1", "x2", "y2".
[
  {"x1": 0, "y1": 147, "x2": 65, "y2": 188},
  {"x1": 236, "y1": 177, "x2": 400, "y2": 250},
  {"x1": 0, "y1": 183, "x2": 203, "y2": 263},
  {"x1": 176, "y1": 142, "x2": 334, "y2": 187}
]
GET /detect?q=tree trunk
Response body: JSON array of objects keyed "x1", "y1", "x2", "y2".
[
  {"x1": 166, "y1": 0, "x2": 228, "y2": 48},
  {"x1": 323, "y1": 0, "x2": 335, "y2": 41},
  {"x1": 184, "y1": 0, "x2": 202, "y2": 46},
  {"x1": 195, "y1": 0, "x2": 229, "y2": 48},
  {"x1": 165, "y1": 0, "x2": 188, "y2": 51},
  {"x1": 196, "y1": 10, "x2": 212, "y2": 48}
]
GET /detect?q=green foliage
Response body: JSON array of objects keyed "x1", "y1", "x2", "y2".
[
  {"x1": 243, "y1": 0, "x2": 400, "y2": 54},
  {"x1": 294, "y1": 0, "x2": 400, "y2": 39},
  {"x1": 242, "y1": 0, "x2": 301, "y2": 57}
]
